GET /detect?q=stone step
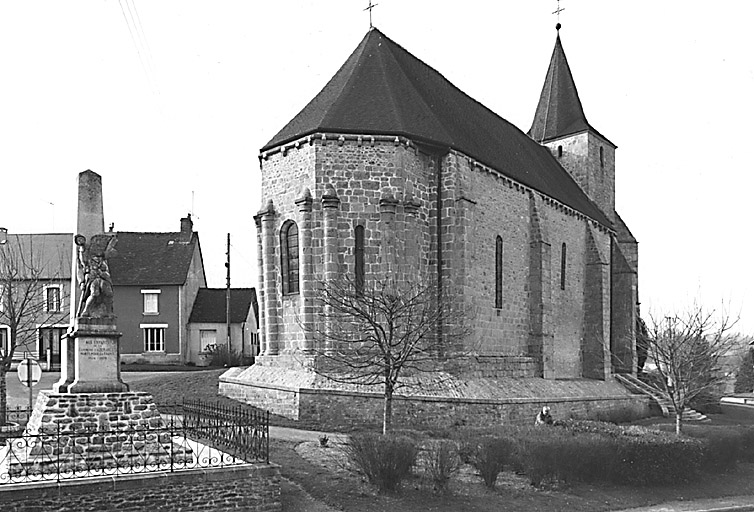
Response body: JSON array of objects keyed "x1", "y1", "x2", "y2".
[{"x1": 615, "y1": 374, "x2": 709, "y2": 421}]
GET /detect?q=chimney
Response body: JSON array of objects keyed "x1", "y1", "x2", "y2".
[
  {"x1": 0, "y1": 227, "x2": 7, "y2": 244},
  {"x1": 180, "y1": 214, "x2": 193, "y2": 241}
]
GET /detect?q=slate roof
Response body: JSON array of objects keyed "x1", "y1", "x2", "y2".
[
  {"x1": 2, "y1": 229, "x2": 201, "y2": 287},
  {"x1": 528, "y1": 34, "x2": 613, "y2": 146},
  {"x1": 262, "y1": 28, "x2": 611, "y2": 227},
  {"x1": 189, "y1": 288, "x2": 256, "y2": 324},
  {"x1": 108, "y1": 232, "x2": 200, "y2": 286},
  {"x1": 0, "y1": 233, "x2": 72, "y2": 280}
]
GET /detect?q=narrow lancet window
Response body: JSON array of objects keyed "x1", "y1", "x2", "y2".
[
  {"x1": 557, "y1": 145, "x2": 563, "y2": 159},
  {"x1": 280, "y1": 221, "x2": 300, "y2": 295},
  {"x1": 560, "y1": 243, "x2": 567, "y2": 290},
  {"x1": 599, "y1": 146, "x2": 604, "y2": 168},
  {"x1": 495, "y1": 236, "x2": 503, "y2": 309},
  {"x1": 355, "y1": 225, "x2": 365, "y2": 294}
]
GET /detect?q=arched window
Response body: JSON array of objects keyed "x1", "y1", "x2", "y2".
[
  {"x1": 280, "y1": 221, "x2": 300, "y2": 295},
  {"x1": 557, "y1": 145, "x2": 563, "y2": 159},
  {"x1": 599, "y1": 146, "x2": 604, "y2": 168},
  {"x1": 560, "y1": 243, "x2": 567, "y2": 290},
  {"x1": 495, "y1": 236, "x2": 503, "y2": 309},
  {"x1": 355, "y1": 225, "x2": 365, "y2": 294}
]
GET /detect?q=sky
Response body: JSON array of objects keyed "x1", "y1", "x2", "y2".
[{"x1": 1, "y1": 1, "x2": 753, "y2": 332}]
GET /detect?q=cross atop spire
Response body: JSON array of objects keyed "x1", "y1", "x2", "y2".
[
  {"x1": 364, "y1": 0, "x2": 378, "y2": 29},
  {"x1": 553, "y1": 0, "x2": 565, "y2": 30}
]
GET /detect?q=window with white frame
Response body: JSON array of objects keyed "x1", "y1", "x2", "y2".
[
  {"x1": 141, "y1": 289, "x2": 161, "y2": 315},
  {"x1": 45, "y1": 286, "x2": 61, "y2": 312},
  {"x1": 0, "y1": 327, "x2": 8, "y2": 357},
  {"x1": 142, "y1": 324, "x2": 167, "y2": 352}
]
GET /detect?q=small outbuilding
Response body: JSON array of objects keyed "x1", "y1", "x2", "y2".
[{"x1": 188, "y1": 288, "x2": 259, "y2": 365}]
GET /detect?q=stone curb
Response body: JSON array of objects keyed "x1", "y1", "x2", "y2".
[{"x1": 612, "y1": 496, "x2": 754, "y2": 512}]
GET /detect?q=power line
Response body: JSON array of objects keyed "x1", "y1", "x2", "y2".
[
  {"x1": 117, "y1": 0, "x2": 159, "y2": 96},
  {"x1": 127, "y1": 0, "x2": 159, "y2": 94}
]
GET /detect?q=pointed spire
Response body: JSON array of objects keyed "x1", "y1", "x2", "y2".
[{"x1": 528, "y1": 31, "x2": 592, "y2": 143}]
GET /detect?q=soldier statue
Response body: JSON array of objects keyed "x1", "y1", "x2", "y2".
[{"x1": 75, "y1": 233, "x2": 117, "y2": 318}]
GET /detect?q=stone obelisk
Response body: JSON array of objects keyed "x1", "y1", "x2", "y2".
[
  {"x1": 53, "y1": 169, "x2": 128, "y2": 393},
  {"x1": 10, "y1": 170, "x2": 189, "y2": 477}
]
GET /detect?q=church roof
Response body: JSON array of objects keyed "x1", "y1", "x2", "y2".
[
  {"x1": 262, "y1": 28, "x2": 611, "y2": 227},
  {"x1": 528, "y1": 33, "x2": 613, "y2": 146}
]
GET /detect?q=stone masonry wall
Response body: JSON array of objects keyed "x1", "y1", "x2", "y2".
[
  {"x1": 0, "y1": 465, "x2": 281, "y2": 512},
  {"x1": 258, "y1": 133, "x2": 620, "y2": 379},
  {"x1": 259, "y1": 143, "x2": 317, "y2": 353},
  {"x1": 10, "y1": 391, "x2": 191, "y2": 477},
  {"x1": 297, "y1": 389, "x2": 649, "y2": 431},
  {"x1": 449, "y1": 153, "x2": 531, "y2": 356},
  {"x1": 546, "y1": 131, "x2": 616, "y2": 221},
  {"x1": 448, "y1": 150, "x2": 611, "y2": 378},
  {"x1": 259, "y1": 136, "x2": 433, "y2": 354}
]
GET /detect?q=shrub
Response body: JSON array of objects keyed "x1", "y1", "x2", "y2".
[
  {"x1": 422, "y1": 439, "x2": 461, "y2": 492},
  {"x1": 678, "y1": 424, "x2": 754, "y2": 468},
  {"x1": 345, "y1": 432, "x2": 418, "y2": 492},
  {"x1": 508, "y1": 421, "x2": 705, "y2": 487},
  {"x1": 592, "y1": 407, "x2": 647, "y2": 425},
  {"x1": 698, "y1": 430, "x2": 741, "y2": 473},
  {"x1": 615, "y1": 435, "x2": 703, "y2": 485},
  {"x1": 469, "y1": 436, "x2": 514, "y2": 488},
  {"x1": 207, "y1": 343, "x2": 243, "y2": 367},
  {"x1": 510, "y1": 427, "x2": 615, "y2": 486},
  {"x1": 513, "y1": 434, "x2": 560, "y2": 486}
]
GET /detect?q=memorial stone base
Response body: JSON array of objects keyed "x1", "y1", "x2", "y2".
[
  {"x1": 8, "y1": 391, "x2": 192, "y2": 477},
  {"x1": 55, "y1": 316, "x2": 129, "y2": 394}
]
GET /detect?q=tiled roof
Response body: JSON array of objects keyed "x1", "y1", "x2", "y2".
[
  {"x1": 262, "y1": 28, "x2": 611, "y2": 227},
  {"x1": 0, "y1": 234, "x2": 72, "y2": 279},
  {"x1": 528, "y1": 34, "x2": 613, "y2": 146},
  {"x1": 189, "y1": 288, "x2": 256, "y2": 324},
  {"x1": 108, "y1": 232, "x2": 199, "y2": 286},
  {"x1": 2, "y1": 229, "x2": 201, "y2": 287}
]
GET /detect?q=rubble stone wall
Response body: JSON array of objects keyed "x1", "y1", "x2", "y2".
[{"x1": 0, "y1": 464, "x2": 281, "y2": 512}]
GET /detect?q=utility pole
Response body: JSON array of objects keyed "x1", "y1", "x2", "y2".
[{"x1": 226, "y1": 233, "x2": 231, "y2": 350}]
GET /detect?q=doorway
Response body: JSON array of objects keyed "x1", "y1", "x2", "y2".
[{"x1": 39, "y1": 327, "x2": 64, "y2": 370}]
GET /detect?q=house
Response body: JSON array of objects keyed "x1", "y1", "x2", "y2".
[
  {"x1": 0, "y1": 229, "x2": 72, "y2": 369},
  {"x1": 0, "y1": 216, "x2": 209, "y2": 367},
  {"x1": 109, "y1": 215, "x2": 206, "y2": 365},
  {"x1": 220, "y1": 26, "x2": 642, "y2": 428},
  {"x1": 188, "y1": 287, "x2": 259, "y2": 363}
]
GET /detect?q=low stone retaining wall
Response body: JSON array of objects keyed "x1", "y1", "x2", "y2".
[
  {"x1": 299, "y1": 390, "x2": 650, "y2": 430},
  {"x1": 220, "y1": 370, "x2": 650, "y2": 431},
  {"x1": 0, "y1": 464, "x2": 281, "y2": 512}
]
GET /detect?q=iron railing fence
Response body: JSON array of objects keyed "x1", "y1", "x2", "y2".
[
  {"x1": 0, "y1": 399, "x2": 269, "y2": 485},
  {"x1": 1, "y1": 406, "x2": 32, "y2": 426}
]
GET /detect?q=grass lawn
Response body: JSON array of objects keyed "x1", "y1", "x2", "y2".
[{"x1": 125, "y1": 370, "x2": 754, "y2": 512}]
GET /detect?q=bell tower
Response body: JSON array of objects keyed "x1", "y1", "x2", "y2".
[{"x1": 528, "y1": 25, "x2": 616, "y2": 221}]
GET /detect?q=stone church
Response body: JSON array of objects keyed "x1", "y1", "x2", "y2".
[{"x1": 220, "y1": 27, "x2": 644, "y2": 428}]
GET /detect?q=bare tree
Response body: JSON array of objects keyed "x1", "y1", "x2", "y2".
[
  {"x1": 0, "y1": 234, "x2": 68, "y2": 425},
  {"x1": 305, "y1": 276, "x2": 469, "y2": 434},
  {"x1": 645, "y1": 305, "x2": 740, "y2": 435}
]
